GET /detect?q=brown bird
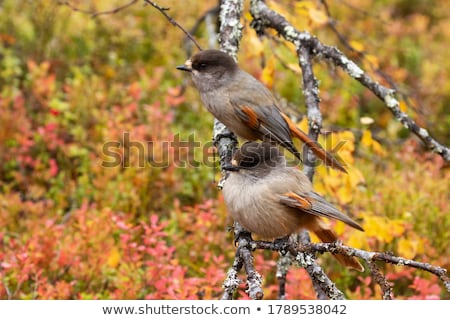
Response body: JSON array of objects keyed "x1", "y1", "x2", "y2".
[
  {"x1": 177, "y1": 49, "x2": 346, "y2": 172},
  {"x1": 221, "y1": 141, "x2": 364, "y2": 271}
]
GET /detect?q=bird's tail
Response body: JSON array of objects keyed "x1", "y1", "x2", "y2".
[
  {"x1": 312, "y1": 222, "x2": 364, "y2": 272},
  {"x1": 281, "y1": 114, "x2": 347, "y2": 173}
]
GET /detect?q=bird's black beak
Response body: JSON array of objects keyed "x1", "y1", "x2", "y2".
[
  {"x1": 176, "y1": 59, "x2": 192, "y2": 72},
  {"x1": 222, "y1": 164, "x2": 240, "y2": 172}
]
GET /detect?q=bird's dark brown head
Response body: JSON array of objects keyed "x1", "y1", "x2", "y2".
[
  {"x1": 177, "y1": 49, "x2": 238, "y2": 73},
  {"x1": 227, "y1": 142, "x2": 284, "y2": 173},
  {"x1": 176, "y1": 50, "x2": 238, "y2": 91}
]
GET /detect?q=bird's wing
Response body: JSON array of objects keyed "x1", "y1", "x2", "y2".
[
  {"x1": 278, "y1": 191, "x2": 364, "y2": 231},
  {"x1": 230, "y1": 97, "x2": 302, "y2": 160},
  {"x1": 227, "y1": 72, "x2": 346, "y2": 172}
]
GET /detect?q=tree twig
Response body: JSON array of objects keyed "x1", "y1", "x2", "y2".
[
  {"x1": 301, "y1": 241, "x2": 450, "y2": 293},
  {"x1": 218, "y1": 0, "x2": 244, "y2": 58},
  {"x1": 298, "y1": 231, "x2": 337, "y2": 300},
  {"x1": 143, "y1": 0, "x2": 202, "y2": 51},
  {"x1": 221, "y1": 223, "x2": 264, "y2": 300},
  {"x1": 368, "y1": 260, "x2": 393, "y2": 300},
  {"x1": 256, "y1": 235, "x2": 346, "y2": 299},
  {"x1": 239, "y1": 235, "x2": 450, "y2": 298},
  {"x1": 58, "y1": 0, "x2": 138, "y2": 18},
  {"x1": 276, "y1": 253, "x2": 291, "y2": 299},
  {"x1": 297, "y1": 44, "x2": 322, "y2": 181},
  {"x1": 186, "y1": 5, "x2": 220, "y2": 55}
]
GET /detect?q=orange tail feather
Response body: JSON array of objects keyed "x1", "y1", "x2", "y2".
[
  {"x1": 281, "y1": 113, "x2": 347, "y2": 173},
  {"x1": 313, "y1": 225, "x2": 364, "y2": 272}
]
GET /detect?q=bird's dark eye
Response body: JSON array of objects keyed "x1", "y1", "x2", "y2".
[{"x1": 198, "y1": 63, "x2": 207, "y2": 70}]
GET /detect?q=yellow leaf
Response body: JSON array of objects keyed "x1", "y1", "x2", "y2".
[
  {"x1": 294, "y1": 1, "x2": 314, "y2": 16},
  {"x1": 361, "y1": 129, "x2": 373, "y2": 147},
  {"x1": 107, "y1": 247, "x2": 121, "y2": 268},
  {"x1": 390, "y1": 219, "x2": 406, "y2": 236},
  {"x1": 337, "y1": 130, "x2": 356, "y2": 144},
  {"x1": 333, "y1": 130, "x2": 355, "y2": 152},
  {"x1": 269, "y1": 0, "x2": 293, "y2": 21},
  {"x1": 397, "y1": 236, "x2": 424, "y2": 259},
  {"x1": 246, "y1": 32, "x2": 265, "y2": 59},
  {"x1": 261, "y1": 55, "x2": 276, "y2": 89},
  {"x1": 347, "y1": 230, "x2": 368, "y2": 250},
  {"x1": 349, "y1": 40, "x2": 365, "y2": 52},
  {"x1": 325, "y1": 130, "x2": 355, "y2": 166},
  {"x1": 287, "y1": 63, "x2": 301, "y2": 74},
  {"x1": 336, "y1": 177, "x2": 353, "y2": 204},
  {"x1": 399, "y1": 100, "x2": 408, "y2": 112},
  {"x1": 363, "y1": 216, "x2": 405, "y2": 243},
  {"x1": 243, "y1": 11, "x2": 253, "y2": 22},
  {"x1": 308, "y1": 8, "x2": 328, "y2": 25},
  {"x1": 298, "y1": 117, "x2": 309, "y2": 132},
  {"x1": 347, "y1": 167, "x2": 365, "y2": 188},
  {"x1": 365, "y1": 54, "x2": 379, "y2": 69},
  {"x1": 371, "y1": 138, "x2": 387, "y2": 157},
  {"x1": 334, "y1": 220, "x2": 346, "y2": 236},
  {"x1": 325, "y1": 174, "x2": 343, "y2": 190},
  {"x1": 363, "y1": 216, "x2": 387, "y2": 240}
]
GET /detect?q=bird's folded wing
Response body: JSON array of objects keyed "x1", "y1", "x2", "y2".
[
  {"x1": 279, "y1": 191, "x2": 364, "y2": 231},
  {"x1": 232, "y1": 101, "x2": 301, "y2": 159}
]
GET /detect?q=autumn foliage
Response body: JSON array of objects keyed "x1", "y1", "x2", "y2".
[{"x1": 0, "y1": 0, "x2": 449, "y2": 299}]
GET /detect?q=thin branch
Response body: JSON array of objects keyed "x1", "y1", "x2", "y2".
[
  {"x1": 368, "y1": 260, "x2": 393, "y2": 300},
  {"x1": 372, "y1": 252, "x2": 450, "y2": 291},
  {"x1": 276, "y1": 253, "x2": 291, "y2": 299},
  {"x1": 249, "y1": 0, "x2": 450, "y2": 162},
  {"x1": 58, "y1": 0, "x2": 138, "y2": 18},
  {"x1": 186, "y1": 5, "x2": 220, "y2": 54},
  {"x1": 221, "y1": 223, "x2": 264, "y2": 300},
  {"x1": 59, "y1": 0, "x2": 203, "y2": 51},
  {"x1": 189, "y1": 5, "x2": 221, "y2": 38},
  {"x1": 143, "y1": 0, "x2": 202, "y2": 51},
  {"x1": 249, "y1": 235, "x2": 450, "y2": 297},
  {"x1": 297, "y1": 231, "x2": 337, "y2": 300},
  {"x1": 297, "y1": 44, "x2": 322, "y2": 181},
  {"x1": 214, "y1": 120, "x2": 238, "y2": 189},
  {"x1": 218, "y1": 0, "x2": 244, "y2": 58},
  {"x1": 334, "y1": 0, "x2": 389, "y2": 22},
  {"x1": 221, "y1": 268, "x2": 241, "y2": 300},
  {"x1": 241, "y1": 246, "x2": 264, "y2": 299},
  {"x1": 300, "y1": 241, "x2": 450, "y2": 294}
]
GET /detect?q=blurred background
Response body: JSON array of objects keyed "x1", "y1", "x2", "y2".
[{"x1": 0, "y1": 0, "x2": 448, "y2": 299}]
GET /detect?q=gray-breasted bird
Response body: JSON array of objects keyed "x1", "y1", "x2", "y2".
[
  {"x1": 177, "y1": 49, "x2": 346, "y2": 172},
  {"x1": 221, "y1": 142, "x2": 364, "y2": 271}
]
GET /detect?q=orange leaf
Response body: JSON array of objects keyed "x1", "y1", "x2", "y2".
[{"x1": 107, "y1": 247, "x2": 121, "y2": 268}]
